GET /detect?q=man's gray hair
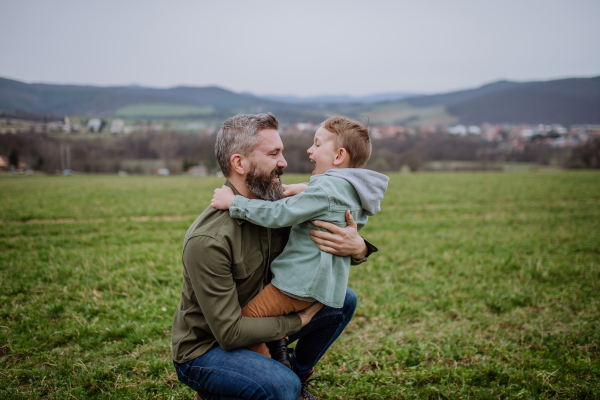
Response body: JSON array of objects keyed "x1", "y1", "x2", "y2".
[{"x1": 215, "y1": 113, "x2": 279, "y2": 177}]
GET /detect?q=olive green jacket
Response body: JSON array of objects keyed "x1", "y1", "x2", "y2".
[{"x1": 171, "y1": 182, "x2": 302, "y2": 363}]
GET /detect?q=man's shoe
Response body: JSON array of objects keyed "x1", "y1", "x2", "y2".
[
  {"x1": 299, "y1": 368, "x2": 322, "y2": 400},
  {"x1": 265, "y1": 338, "x2": 292, "y2": 369},
  {"x1": 193, "y1": 393, "x2": 204, "y2": 400}
]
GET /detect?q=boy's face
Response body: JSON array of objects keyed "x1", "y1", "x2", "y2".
[{"x1": 307, "y1": 127, "x2": 338, "y2": 175}]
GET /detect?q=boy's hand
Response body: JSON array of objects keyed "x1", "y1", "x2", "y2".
[
  {"x1": 297, "y1": 302, "x2": 323, "y2": 327},
  {"x1": 210, "y1": 185, "x2": 235, "y2": 210},
  {"x1": 282, "y1": 183, "x2": 308, "y2": 197}
]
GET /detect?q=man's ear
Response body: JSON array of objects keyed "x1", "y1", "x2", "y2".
[
  {"x1": 230, "y1": 154, "x2": 246, "y2": 175},
  {"x1": 333, "y1": 148, "x2": 348, "y2": 166}
]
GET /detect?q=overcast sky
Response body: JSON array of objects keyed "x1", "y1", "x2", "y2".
[{"x1": 0, "y1": 0, "x2": 598, "y2": 96}]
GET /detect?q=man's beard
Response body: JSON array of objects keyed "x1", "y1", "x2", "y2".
[{"x1": 245, "y1": 163, "x2": 284, "y2": 201}]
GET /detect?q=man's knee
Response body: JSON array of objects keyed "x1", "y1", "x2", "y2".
[
  {"x1": 268, "y1": 367, "x2": 301, "y2": 400},
  {"x1": 344, "y1": 288, "x2": 358, "y2": 316}
]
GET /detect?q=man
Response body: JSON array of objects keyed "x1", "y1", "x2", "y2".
[{"x1": 171, "y1": 113, "x2": 377, "y2": 400}]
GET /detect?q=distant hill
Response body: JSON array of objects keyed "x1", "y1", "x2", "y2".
[
  {"x1": 1, "y1": 76, "x2": 599, "y2": 125},
  {"x1": 401, "y1": 77, "x2": 600, "y2": 125},
  {"x1": 446, "y1": 77, "x2": 600, "y2": 125},
  {"x1": 258, "y1": 92, "x2": 422, "y2": 106},
  {"x1": 405, "y1": 80, "x2": 524, "y2": 108},
  {"x1": 0, "y1": 77, "x2": 299, "y2": 118}
]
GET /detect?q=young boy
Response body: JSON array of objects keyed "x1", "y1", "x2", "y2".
[{"x1": 211, "y1": 116, "x2": 388, "y2": 366}]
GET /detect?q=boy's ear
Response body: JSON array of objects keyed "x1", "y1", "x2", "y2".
[
  {"x1": 333, "y1": 148, "x2": 348, "y2": 166},
  {"x1": 230, "y1": 154, "x2": 246, "y2": 175}
]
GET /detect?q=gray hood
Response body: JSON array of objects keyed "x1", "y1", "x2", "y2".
[{"x1": 324, "y1": 169, "x2": 389, "y2": 216}]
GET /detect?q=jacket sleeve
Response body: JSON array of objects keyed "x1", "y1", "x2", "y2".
[
  {"x1": 183, "y1": 236, "x2": 302, "y2": 351},
  {"x1": 350, "y1": 237, "x2": 379, "y2": 265},
  {"x1": 229, "y1": 185, "x2": 330, "y2": 228}
]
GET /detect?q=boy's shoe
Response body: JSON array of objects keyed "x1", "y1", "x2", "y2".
[
  {"x1": 265, "y1": 338, "x2": 292, "y2": 369},
  {"x1": 299, "y1": 368, "x2": 322, "y2": 400}
]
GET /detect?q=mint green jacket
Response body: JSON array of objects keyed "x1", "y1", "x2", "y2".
[{"x1": 230, "y1": 171, "x2": 387, "y2": 308}]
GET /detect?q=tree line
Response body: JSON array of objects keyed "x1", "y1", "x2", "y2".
[{"x1": 1, "y1": 131, "x2": 597, "y2": 174}]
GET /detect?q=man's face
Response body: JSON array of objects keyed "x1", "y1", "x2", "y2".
[{"x1": 245, "y1": 129, "x2": 288, "y2": 201}]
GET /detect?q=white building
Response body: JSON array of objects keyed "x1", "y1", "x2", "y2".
[
  {"x1": 111, "y1": 119, "x2": 125, "y2": 134},
  {"x1": 88, "y1": 119, "x2": 102, "y2": 132},
  {"x1": 448, "y1": 125, "x2": 467, "y2": 135}
]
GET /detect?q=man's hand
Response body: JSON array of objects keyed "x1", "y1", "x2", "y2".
[
  {"x1": 297, "y1": 301, "x2": 323, "y2": 327},
  {"x1": 310, "y1": 210, "x2": 368, "y2": 260},
  {"x1": 210, "y1": 185, "x2": 235, "y2": 210},
  {"x1": 282, "y1": 183, "x2": 308, "y2": 198}
]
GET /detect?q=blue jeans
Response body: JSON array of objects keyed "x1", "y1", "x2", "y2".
[{"x1": 174, "y1": 288, "x2": 357, "y2": 400}]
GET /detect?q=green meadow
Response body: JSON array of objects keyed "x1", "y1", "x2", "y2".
[
  {"x1": 340, "y1": 102, "x2": 458, "y2": 126},
  {"x1": 1, "y1": 172, "x2": 599, "y2": 399},
  {"x1": 115, "y1": 104, "x2": 215, "y2": 118}
]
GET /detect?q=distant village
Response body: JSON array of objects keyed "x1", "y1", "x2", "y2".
[
  {"x1": 286, "y1": 121, "x2": 600, "y2": 151},
  {"x1": 1, "y1": 112, "x2": 599, "y2": 175},
  {"x1": 1, "y1": 113, "x2": 598, "y2": 151}
]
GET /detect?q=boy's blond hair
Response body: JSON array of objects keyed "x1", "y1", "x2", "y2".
[{"x1": 321, "y1": 116, "x2": 371, "y2": 168}]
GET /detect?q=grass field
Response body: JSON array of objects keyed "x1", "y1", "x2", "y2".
[{"x1": 1, "y1": 172, "x2": 599, "y2": 399}]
